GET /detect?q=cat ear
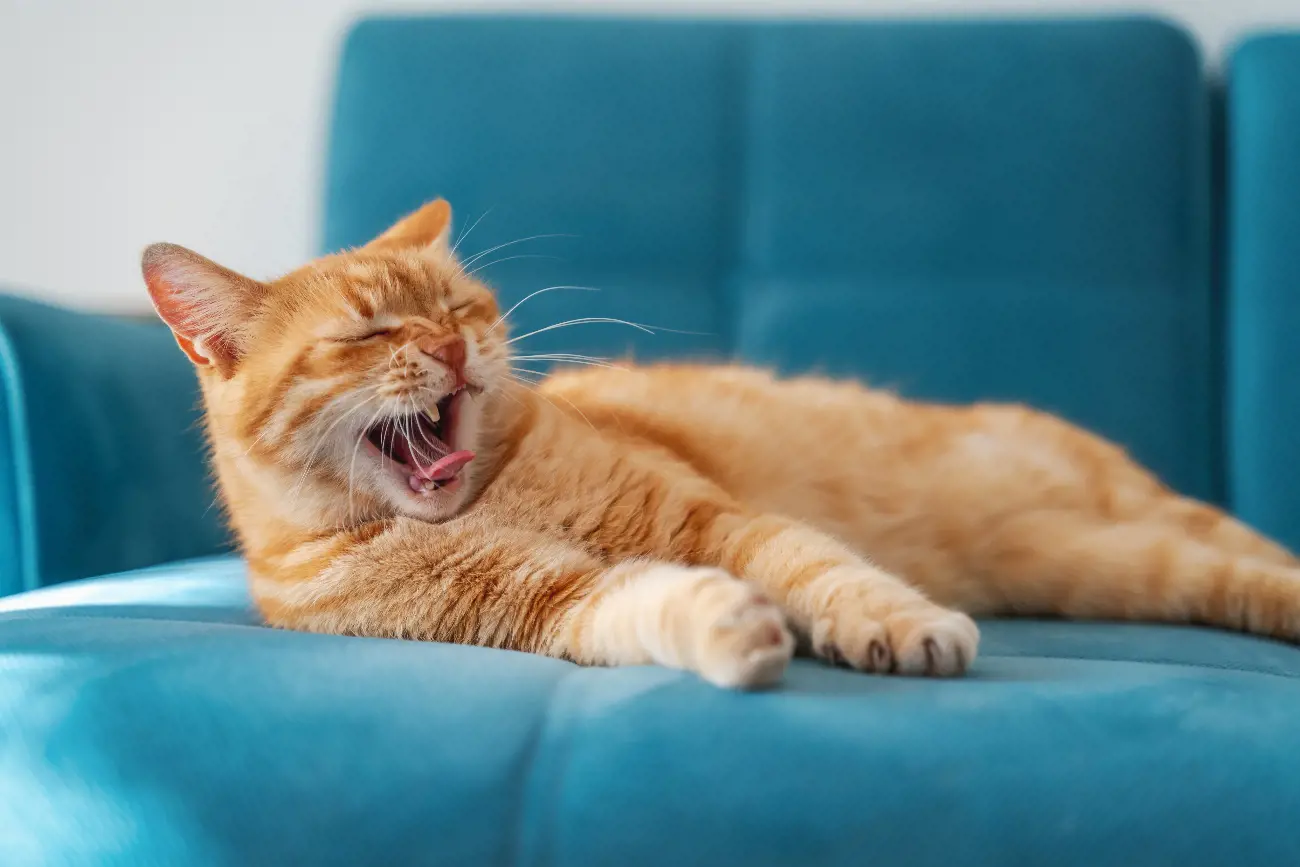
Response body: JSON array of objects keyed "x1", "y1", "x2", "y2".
[
  {"x1": 363, "y1": 198, "x2": 453, "y2": 255},
  {"x1": 142, "y1": 243, "x2": 266, "y2": 376}
]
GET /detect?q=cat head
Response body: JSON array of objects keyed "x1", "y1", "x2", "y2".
[{"x1": 143, "y1": 199, "x2": 513, "y2": 524}]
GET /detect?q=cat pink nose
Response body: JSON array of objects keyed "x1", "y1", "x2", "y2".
[{"x1": 416, "y1": 334, "x2": 466, "y2": 385}]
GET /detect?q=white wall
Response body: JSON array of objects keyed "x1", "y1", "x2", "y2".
[{"x1": 3, "y1": 0, "x2": 1299, "y2": 314}]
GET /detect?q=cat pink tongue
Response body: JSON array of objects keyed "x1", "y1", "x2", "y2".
[{"x1": 410, "y1": 450, "x2": 475, "y2": 487}]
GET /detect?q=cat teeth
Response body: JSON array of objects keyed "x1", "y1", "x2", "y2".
[{"x1": 408, "y1": 473, "x2": 441, "y2": 495}]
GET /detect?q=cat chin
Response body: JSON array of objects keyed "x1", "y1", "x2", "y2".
[{"x1": 377, "y1": 465, "x2": 474, "y2": 523}]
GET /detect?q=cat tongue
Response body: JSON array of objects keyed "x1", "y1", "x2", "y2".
[{"x1": 414, "y1": 450, "x2": 475, "y2": 482}]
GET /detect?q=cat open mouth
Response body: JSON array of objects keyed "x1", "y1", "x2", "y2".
[{"x1": 364, "y1": 389, "x2": 475, "y2": 493}]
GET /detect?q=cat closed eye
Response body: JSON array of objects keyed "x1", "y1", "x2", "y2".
[{"x1": 338, "y1": 328, "x2": 392, "y2": 342}]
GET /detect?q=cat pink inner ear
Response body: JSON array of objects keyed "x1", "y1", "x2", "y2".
[{"x1": 142, "y1": 243, "x2": 263, "y2": 376}]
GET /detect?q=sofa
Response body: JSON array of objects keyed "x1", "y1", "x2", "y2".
[{"x1": 4, "y1": 15, "x2": 1300, "y2": 866}]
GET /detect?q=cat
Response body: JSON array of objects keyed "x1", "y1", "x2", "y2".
[{"x1": 142, "y1": 198, "x2": 1300, "y2": 688}]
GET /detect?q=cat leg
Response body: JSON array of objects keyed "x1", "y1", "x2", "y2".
[
  {"x1": 1149, "y1": 496, "x2": 1299, "y2": 568},
  {"x1": 974, "y1": 511, "x2": 1300, "y2": 639},
  {"x1": 252, "y1": 519, "x2": 792, "y2": 689},
  {"x1": 708, "y1": 514, "x2": 979, "y2": 676}
]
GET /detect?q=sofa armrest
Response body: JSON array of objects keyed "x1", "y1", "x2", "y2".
[{"x1": 0, "y1": 293, "x2": 228, "y2": 596}]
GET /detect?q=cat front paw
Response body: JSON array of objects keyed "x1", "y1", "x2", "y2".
[
  {"x1": 809, "y1": 612, "x2": 895, "y2": 673},
  {"x1": 690, "y1": 574, "x2": 795, "y2": 689},
  {"x1": 881, "y1": 608, "x2": 980, "y2": 677},
  {"x1": 805, "y1": 571, "x2": 980, "y2": 677}
]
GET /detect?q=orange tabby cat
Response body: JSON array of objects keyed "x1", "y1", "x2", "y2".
[{"x1": 142, "y1": 198, "x2": 1300, "y2": 688}]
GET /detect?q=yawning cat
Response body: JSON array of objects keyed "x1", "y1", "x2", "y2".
[{"x1": 141, "y1": 199, "x2": 1300, "y2": 688}]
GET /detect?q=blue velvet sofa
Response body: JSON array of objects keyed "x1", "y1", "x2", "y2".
[{"x1": 4, "y1": 16, "x2": 1300, "y2": 866}]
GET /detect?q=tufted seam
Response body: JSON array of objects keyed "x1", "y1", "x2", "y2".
[
  {"x1": 717, "y1": 22, "x2": 754, "y2": 354},
  {"x1": 0, "y1": 316, "x2": 38, "y2": 596},
  {"x1": 507, "y1": 667, "x2": 692, "y2": 867},
  {"x1": 506, "y1": 664, "x2": 582, "y2": 867}
]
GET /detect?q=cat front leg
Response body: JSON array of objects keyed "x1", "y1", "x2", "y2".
[
  {"x1": 252, "y1": 518, "x2": 792, "y2": 688},
  {"x1": 707, "y1": 513, "x2": 980, "y2": 676}
]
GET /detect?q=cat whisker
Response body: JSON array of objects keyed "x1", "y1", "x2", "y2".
[
  {"x1": 458, "y1": 233, "x2": 574, "y2": 271},
  {"x1": 510, "y1": 353, "x2": 627, "y2": 372},
  {"x1": 505, "y1": 317, "x2": 658, "y2": 345},
  {"x1": 380, "y1": 400, "x2": 400, "y2": 471},
  {"x1": 249, "y1": 385, "x2": 370, "y2": 459},
  {"x1": 243, "y1": 398, "x2": 298, "y2": 456},
  {"x1": 509, "y1": 367, "x2": 548, "y2": 382},
  {"x1": 345, "y1": 429, "x2": 371, "y2": 525},
  {"x1": 402, "y1": 393, "x2": 445, "y2": 463},
  {"x1": 388, "y1": 340, "x2": 417, "y2": 369},
  {"x1": 504, "y1": 372, "x2": 598, "y2": 432},
  {"x1": 504, "y1": 373, "x2": 543, "y2": 390},
  {"x1": 493, "y1": 385, "x2": 528, "y2": 411},
  {"x1": 347, "y1": 401, "x2": 391, "y2": 523},
  {"x1": 506, "y1": 317, "x2": 709, "y2": 346},
  {"x1": 510, "y1": 352, "x2": 611, "y2": 362},
  {"x1": 465, "y1": 253, "x2": 563, "y2": 279},
  {"x1": 413, "y1": 388, "x2": 456, "y2": 457},
  {"x1": 243, "y1": 424, "x2": 277, "y2": 457},
  {"x1": 398, "y1": 404, "x2": 417, "y2": 470},
  {"x1": 287, "y1": 390, "x2": 384, "y2": 499},
  {"x1": 450, "y1": 207, "x2": 492, "y2": 258},
  {"x1": 486, "y1": 286, "x2": 601, "y2": 336}
]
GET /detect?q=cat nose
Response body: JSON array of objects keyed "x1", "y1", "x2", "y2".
[{"x1": 416, "y1": 334, "x2": 466, "y2": 385}]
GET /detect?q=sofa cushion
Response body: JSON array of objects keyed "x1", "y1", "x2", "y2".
[
  {"x1": 325, "y1": 16, "x2": 1215, "y2": 500},
  {"x1": 1227, "y1": 34, "x2": 1300, "y2": 551},
  {"x1": 4, "y1": 558, "x2": 1300, "y2": 866}
]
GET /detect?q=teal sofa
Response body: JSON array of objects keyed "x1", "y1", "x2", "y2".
[{"x1": 4, "y1": 16, "x2": 1300, "y2": 866}]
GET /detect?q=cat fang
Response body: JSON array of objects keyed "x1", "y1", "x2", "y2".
[{"x1": 363, "y1": 387, "x2": 476, "y2": 496}]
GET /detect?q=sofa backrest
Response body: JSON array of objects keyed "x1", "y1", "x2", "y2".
[
  {"x1": 325, "y1": 16, "x2": 1218, "y2": 502},
  {"x1": 1227, "y1": 34, "x2": 1300, "y2": 550}
]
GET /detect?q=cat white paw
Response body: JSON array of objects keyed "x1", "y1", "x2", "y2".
[{"x1": 691, "y1": 575, "x2": 795, "y2": 689}]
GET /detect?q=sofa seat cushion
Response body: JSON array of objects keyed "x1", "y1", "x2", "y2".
[{"x1": 3, "y1": 557, "x2": 1300, "y2": 866}]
